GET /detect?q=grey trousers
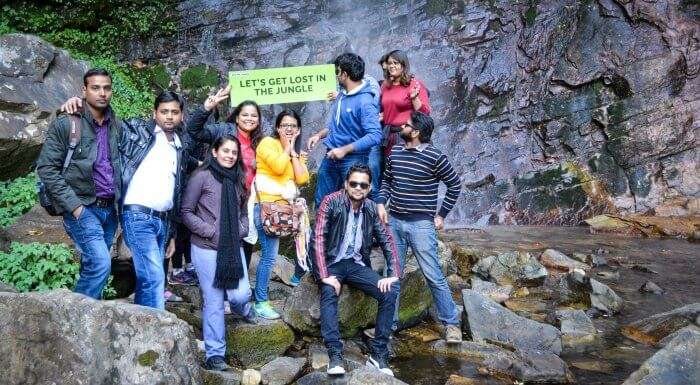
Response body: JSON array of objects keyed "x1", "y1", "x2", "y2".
[{"x1": 192, "y1": 244, "x2": 252, "y2": 359}]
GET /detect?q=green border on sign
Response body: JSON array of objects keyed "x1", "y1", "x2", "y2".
[{"x1": 229, "y1": 64, "x2": 336, "y2": 106}]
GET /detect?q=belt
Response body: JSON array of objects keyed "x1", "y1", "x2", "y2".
[
  {"x1": 123, "y1": 204, "x2": 169, "y2": 221},
  {"x1": 93, "y1": 197, "x2": 114, "y2": 208}
]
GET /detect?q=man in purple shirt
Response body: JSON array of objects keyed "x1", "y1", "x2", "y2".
[{"x1": 37, "y1": 68, "x2": 123, "y2": 300}]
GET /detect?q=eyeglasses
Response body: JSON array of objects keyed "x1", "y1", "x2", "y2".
[
  {"x1": 348, "y1": 181, "x2": 370, "y2": 190},
  {"x1": 402, "y1": 122, "x2": 415, "y2": 130},
  {"x1": 279, "y1": 124, "x2": 298, "y2": 129}
]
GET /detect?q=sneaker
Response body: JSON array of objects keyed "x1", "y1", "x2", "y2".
[
  {"x1": 224, "y1": 301, "x2": 232, "y2": 315},
  {"x1": 289, "y1": 274, "x2": 301, "y2": 287},
  {"x1": 254, "y1": 301, "x2": 281, "y2": 320},
  {"x1": 164, "y1": 290, "x2": 183, "y2": 303},
  {"x1": 204, "y1": 356, "x2": 230, "y2": 371},
  {"x1": 367, "y1": 353, "x2": 394, "y2": 376},
  {"x1": 185, "y1": 262, "x2": 195, "y2": 272},
  {"x1": 327, "y1": 351, "x2": 345, "y2": 375},
  {"x1": 171, "y1": 270, "x2": 198, "y2": 285},
  {"x1": 445, "y1": 324, "x2": 463, "y2": 344},
  {"x1": 242, "y1": 306, "x2": 258, "y2": 324}
]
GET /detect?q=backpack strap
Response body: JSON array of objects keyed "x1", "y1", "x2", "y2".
[{"x1": 61, "y1": 115, "x2": 82, "y2": 174}]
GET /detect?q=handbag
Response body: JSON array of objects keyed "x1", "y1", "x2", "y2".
[{"x1": 255, "y1": 181, "x2": 304, "y2": 237}]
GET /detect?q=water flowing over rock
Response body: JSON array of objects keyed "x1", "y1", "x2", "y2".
[
  {"x1": 0, "y1": 289, "x2": 201, "y2": 385},
  {"x1": 120, "y1": 0, "x2": 698, "y2": 225},
  {"x1": 462, "y1": 289, "x2": 563, "y2": 355},
  {"x1": 621, "y1": 303, "x2": 700, "y2": 346},
  {"x1": 0, "y1": 34, "x2": 88, "y2": 180},
  {"x1": 621, "y1": 327, "x2": 700, "y2": 385}
]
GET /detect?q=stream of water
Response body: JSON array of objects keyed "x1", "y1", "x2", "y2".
[{"x1": 391, "y1": 226, "x2": 698, "y2": 385}]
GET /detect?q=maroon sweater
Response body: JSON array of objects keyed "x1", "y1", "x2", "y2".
[{"x1": 180, "y1": 168, "x2": 248, "y2": 250}]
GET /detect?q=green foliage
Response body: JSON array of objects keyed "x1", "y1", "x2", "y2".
[
  {"x1": 0, "y1": 1, "x2": 177, "y2": 57},
  {"x1": 0, "y1": 173, "x2": 38, "y2": 227},
  {"x1": 0, "y1": 242, "x2": 78, "y2": 292}
]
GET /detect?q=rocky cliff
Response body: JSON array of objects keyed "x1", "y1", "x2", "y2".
[{"x1": 2, "y1": 0, "x2": 697, "y2": 225}]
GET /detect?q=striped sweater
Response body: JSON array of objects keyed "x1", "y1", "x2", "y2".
[{"x1": 378, "y1": 143, "x2": 461, "y2": 221}]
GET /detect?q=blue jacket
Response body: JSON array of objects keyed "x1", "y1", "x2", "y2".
[{"x1": 324, "y1": 80, "x2": 381, "y2": 154}]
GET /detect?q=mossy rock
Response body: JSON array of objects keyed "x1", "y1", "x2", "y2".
[
  {"x1": 396, "y1": 264, "x2": 433, "y2": 328},
  {"x1": 226, "y1": 318, "x2": 295, "y2": 368},
  {"x1": 166, "y1": 302, "x2": 202, "y2": 330},
  {"x1": 180, "y1": 64, "x2": 221, "y2": 104}
]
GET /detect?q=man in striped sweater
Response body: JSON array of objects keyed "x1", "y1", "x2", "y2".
[{"x1": 377, "y1": 111, "x2": 463, "y2": 343}]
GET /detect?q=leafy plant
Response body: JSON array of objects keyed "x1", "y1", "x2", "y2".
[
  {"x1": 0, "y1": 173, "x2": 38, "y2": 227},
  {"x1": 0, "y1": 242, "x2": 78, "y2": 292}
]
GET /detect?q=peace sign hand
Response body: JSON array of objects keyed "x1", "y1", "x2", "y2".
[{"x1": 204, "y1": 85, "x2": 231, "y2": 111}]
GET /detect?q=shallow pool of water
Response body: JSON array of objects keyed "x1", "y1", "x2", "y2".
[{"x1": 391, "y1": 226, "x2": 698, "y2": 385}]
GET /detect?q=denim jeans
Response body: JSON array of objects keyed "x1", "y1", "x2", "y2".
[
  {"x1": 121, "y1": 210, "x2": 169, "y2": 310},
  {"x1": 253, "y1": 203, "x2": 280, "y2": 303},
  {"x1": 319, "y1": 259, "x2": 398, "y2": 357},
  {"x1": 63, "y1": 204, "x2": 118, "y2": 299},
  {"x1": 367, "y1": 145, "x2": 383, "y2": 202},
  {"x1": 314, "y1": 152, "x2": 370, "y2": 208},
  {"x1": 192, "y1": 244, "x2": 251, "y2": 359},
  {"x1": 387, "y1": 217, "x2": 460, "y2": 326}
]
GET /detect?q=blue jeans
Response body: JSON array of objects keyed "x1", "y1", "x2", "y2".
[
  {"x1": 121, "y1": 210, "x2": 169, "y2": 310},
  {"x1": 367, "y1": 146, "x2": 383, "y2": 202},
  {"x1": 192, "y1": 244, "x2": 251, "y2": 359},
  {"x1": 314, "y1": 151, "x2": 371, "y2": 208},
  {"x1": 387, "y1": 217, "x2": 460, "y2": 326},
  {"x1": 63, "y1": 204, "x2": 118, "y2": 299},
  {"x1": 320, "y1": 259, "x2": 397, "y2": 357},
  {"x1": 253, "y1": 203, "x2": 280, "y2": 303}
]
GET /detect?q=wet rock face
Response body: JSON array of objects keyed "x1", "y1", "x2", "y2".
[
  {"x1": 120, "y1": 0, "x2": 698, "y2": 224},
  {"x1": 0, "y1": 289, "x2": 201, "y2": 385},
  {"x1": 0, "y1": 34, "x2": 88, "y2": 180}
]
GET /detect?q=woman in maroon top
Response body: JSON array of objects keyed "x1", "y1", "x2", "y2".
[{"x1": 380, "y1": 50, "x2": 431, "y2": 157}]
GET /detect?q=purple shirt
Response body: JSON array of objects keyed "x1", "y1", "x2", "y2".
[{"x1": 92, "y1": 115, "x2": 115, "y2": 198}]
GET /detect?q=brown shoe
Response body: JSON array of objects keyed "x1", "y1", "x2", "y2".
[{"x1": 445, "y1": 324, "x2": 463, "y2": 343}]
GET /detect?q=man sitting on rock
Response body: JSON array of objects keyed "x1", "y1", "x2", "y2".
[
  {"x1": 377, "y1": 111, "x2": 463, "y2": 343},
  {"x1": 37, "y1": 68, "x2": 123, "y2": 300},
  {"x1": 311, "y1": 164, "x2": 402, "y2": 376}
]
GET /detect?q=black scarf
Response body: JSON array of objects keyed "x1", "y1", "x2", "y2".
[{"x1": 208, "y1": 158, "x2": 243, "y2": 289}]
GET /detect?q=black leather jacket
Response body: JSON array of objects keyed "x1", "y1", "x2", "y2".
[
  {"x1": 119, "y1": 118, "x2": 190, "y2": 237},
  {"x1": 311, "y1": 190, "x2": 402, "y2": 280}
]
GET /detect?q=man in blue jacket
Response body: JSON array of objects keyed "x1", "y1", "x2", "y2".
[{"x1": 308, "y1": 53, "x2": 382, "y2": 208}]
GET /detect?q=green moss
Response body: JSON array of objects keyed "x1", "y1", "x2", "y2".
[
  {"x1": 425, "y1": 0, "x2": 450, "y2": 16},
  {"x1": 523, "y1": 5, "x2": 538, "y2": 26},
  {"x1": 180, "y1": 64, "x2": 221, "y2": 103},
  {"x1": 226, "y1": 320, "x2": 294, "y2": 367},
  {"x1": 147, "y1": 64, "x2": 171, "y2": 91},
  {"x1": 339, "y1": 288, "x2": 378, "y2": 337},
  {"x1": 487, "y1": 94, "x2": 508, "y2": 118},
  {"x1": 137, "y1": 350, "x2": 159, "y2": 367}
]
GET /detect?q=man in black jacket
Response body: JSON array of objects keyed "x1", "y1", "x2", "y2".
[
  {"x1": 312, "y1": 164, "x2": 401, "y2": 377},
  {"x1": 37, "y1": 68, "x2": 122, "y2": 300},
  {"x1": 118, "y1": 91, "x2": 187, "y2": 310}
]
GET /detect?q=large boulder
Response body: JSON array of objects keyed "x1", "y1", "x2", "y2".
[
  {"x1": 461, "y1": 289, "x2": 562, "y2": 355},
  {"x1": 0, "y1": 203, "x2": 72, "y2": 249},
  {"x1": 0, "y1": 289, "x2": 201, "y2": 384},
  {"x1": 622, "y1": 327, "x2": 700, "y2": 385},
  {"x1": 0, "y1": 34, "x2": 88, "y2": 179},
  {"x1": 621, "y1": 303, "x2": 700, "y2": 346},
  {"x1": 471, "y1": 251, "x2": 548, "y2": 287}
]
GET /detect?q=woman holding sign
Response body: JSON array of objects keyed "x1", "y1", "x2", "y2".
[
  {"x1": 188, "y1": 87, "x2": 263, "y2": 268},
  {"x1": 252, "y1": 110, "x2": 310, "y2": 319},
  {"x1": 380, "y1": 50, "x2": 431, "y2": 157}
]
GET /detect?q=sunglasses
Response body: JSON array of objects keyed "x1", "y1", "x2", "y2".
[{"x1": 348, "y1": 181, "x2": 370, "y2": 190}]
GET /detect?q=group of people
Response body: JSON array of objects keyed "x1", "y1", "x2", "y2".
[{"x1": 37, "y1": 50, "x2": 462, "y2": 377}]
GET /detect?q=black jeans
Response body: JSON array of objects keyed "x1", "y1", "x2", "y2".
[{"x1": 319, "y1": 259, "x2": 398, "y2": 357}]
